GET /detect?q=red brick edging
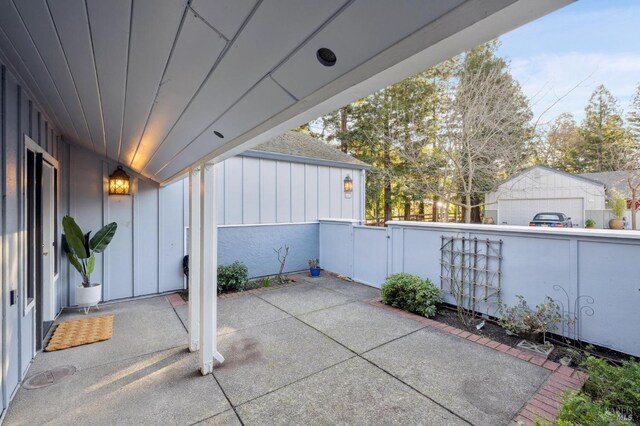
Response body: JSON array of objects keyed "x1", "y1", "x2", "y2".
[{"x1": 364, "y1": 298, "x2": 588, "y2": 425}]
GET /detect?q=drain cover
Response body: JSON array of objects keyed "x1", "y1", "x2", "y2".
[{"x1": 23, "y1": 365, "x2": 76, "y2": 389}]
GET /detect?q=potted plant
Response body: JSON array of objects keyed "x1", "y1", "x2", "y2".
[
  {"x1": 308, "y1": 258, "x2": 321, "y2": 277},
  {"x1": 62, "y1": 216, "x2": 117, "y2": 313},
  {"x1": 608, "y1": 191, "x2": 626, "y2": 230},
  {"x1": 585, "y1": 218, "x2": 595, "y2": 229}
]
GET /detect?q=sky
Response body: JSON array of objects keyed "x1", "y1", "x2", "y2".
[{"x1": 497, "y1": 0, "x2": 640, "y2": 125}]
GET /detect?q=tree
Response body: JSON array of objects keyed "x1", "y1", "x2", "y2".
[
  {"x1": 402, "y1": 42, "x2": 533, "y2": 223},
  {"x1": 628, "y1": 83, "x2": 640, "y2": 145},
  {"x1": 578, "y1": 85, "x2": 630, "y2": 173},
  {"x1": 533, "y1": 113, "x2": 583, "y2": 172}
]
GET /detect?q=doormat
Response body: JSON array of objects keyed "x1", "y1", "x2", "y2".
[{"x1": 45, "y1": 315, "x2": 113, "y2": 352}]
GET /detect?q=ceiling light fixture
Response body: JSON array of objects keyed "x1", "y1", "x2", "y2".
[
  {"x1": 214, "y1": 131, "x2": 224, "y2": 138},
  {"x1": 316, "y1": 48, "x2": 337, "y2": 67}
]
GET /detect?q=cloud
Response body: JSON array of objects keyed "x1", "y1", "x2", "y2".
[{"x1": 509, "y1": 52, "x2": 640, "y2": 123}]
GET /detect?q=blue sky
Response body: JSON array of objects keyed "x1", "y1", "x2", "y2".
[{"x1": 498, "y1": 0, "x2": 640, "y2": 124}]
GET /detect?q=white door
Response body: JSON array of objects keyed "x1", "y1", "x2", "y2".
[
  {"x1": 498, "y1": 198, "x2": 584, "y2": 226},
  {"x1": 41, "y1": 162, "x2": 56, "y2": 322}
]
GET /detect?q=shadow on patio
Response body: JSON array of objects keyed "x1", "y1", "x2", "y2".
[{"x1": 5, "y1": 274, "x2": 553, "y2": 425}]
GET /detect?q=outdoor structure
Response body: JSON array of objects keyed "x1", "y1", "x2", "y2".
[
  {"x1": 215, "y1": 131, "x2": 368, "y2": 278},
  {"x1": 320, "y1": 219, "x2": 640, "y2": 358},
  {"x1": 0, "y1": 0, "x2": 572, "y2": 417},
  {"x1": 485, "y1": 165, "x2": 606, "y2": 227}
]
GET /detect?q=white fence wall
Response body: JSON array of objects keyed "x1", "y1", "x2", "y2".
[
  {"x1": 319, "y1": 219, "x2": 640, "y2": 357},
  {"x1": 217, "y1": 156, "x2": 364, "y2": 225}
]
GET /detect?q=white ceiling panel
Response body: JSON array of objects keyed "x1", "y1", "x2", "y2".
[
  {"x1": 13, "y1": 0, "x2": 94, "y2": 149},
  {"x1": 0, "y1": 0, "x2": 82, "y2": 145},
  {"x1": 0, "y1": 0, "x2": 571, "y2": 183},
  {"x1": 0, "y1": 26, "x2": 64, "y2": 134},
  {"x1": 48, "y1": 0, "x2": 106, "y2": 156},
  {"x1": 141, "y1": 0, "x2": 347, "y2": 176},
  {"x1": 272, "y1": 0, "x2": 466, "y2": 100},
  {"x1": 153, "y1": 76, "x2": 295, "y2": 181},
  {"x1": 117, "y1": 0, "x2": 186, "y2": 164},
  {"x1": 190, "y1": 0, "x2": 258, "y2": 40},
  {"x1": 128, "y1": 11, "x2": 226, "y2": 170},
  {"x1": 86, "y1": 0, "x2": 131, "y2": 160}
]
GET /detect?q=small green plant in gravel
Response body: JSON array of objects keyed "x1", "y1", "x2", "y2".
[
  {"x1": 217, "y1": 261, "x2": 248, "y2": 293},
  {"x1": 381, "y1": 273, "x2": 442, "y2": 317},
  {"x1": 261, "y1": 276, "x2": 271, "y2": 288}
]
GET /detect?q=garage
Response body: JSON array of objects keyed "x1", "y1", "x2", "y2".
[
  {"x1": 498, "y1": 198, "x2": 584, "y2": 226},
  {"x1": 485, "y1": 165, "x2": 606, "y2": 228}
]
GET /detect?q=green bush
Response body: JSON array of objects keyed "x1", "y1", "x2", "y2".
[
  {"x1": 582, "y1": 357, "x2": 640, "y2": 418},
  {"x1": 381, "y1": 273, "x2": 442, "y2": 317},
  {"x1": 556, "y1": 391, "x2": 633, "y2": 426},
  {"x1": 217, "y1": 261, "x2": 248, "y2": 293}
]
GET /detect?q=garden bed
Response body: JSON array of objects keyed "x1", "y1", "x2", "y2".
[{"x1": 433, "y1": 305, "x2": 635, "y2": 368}]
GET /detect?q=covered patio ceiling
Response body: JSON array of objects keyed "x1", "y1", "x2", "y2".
[{"x1": 0, "y1": 0, "x2": 571, "y2": 184}]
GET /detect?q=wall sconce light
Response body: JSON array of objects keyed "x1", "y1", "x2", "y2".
[
  {"x1": 109, "y1": 166, "x2": 130, "y2": 195},
  {"x1": 344, "y1": 175, "x2": 353, "y2": 199}
]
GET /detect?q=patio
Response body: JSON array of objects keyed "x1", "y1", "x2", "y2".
[{"x1": 5, "y1": 274, "x2": 560, "y2": 425}]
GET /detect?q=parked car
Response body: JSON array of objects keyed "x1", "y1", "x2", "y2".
[{"x1": 528, "y1": 212, "x2": 573, "y2": 228}]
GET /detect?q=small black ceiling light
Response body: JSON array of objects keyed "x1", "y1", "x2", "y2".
[
  {"x1": 213, "y1": 130, "x2": 224, "y2": 138},
  {"x1": 316, "y1": 47, "x2": 337, "y2": 67}
]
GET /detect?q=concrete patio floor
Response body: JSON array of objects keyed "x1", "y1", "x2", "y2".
[{"x1": 5, "y1": 274, "x2": 551, "y2": 425}]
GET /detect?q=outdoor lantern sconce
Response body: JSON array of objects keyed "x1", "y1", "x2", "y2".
[
  {"x1": 344, "y1": 175, "x2": 353, "y2": 199},
  {"x1": 109, "y1": 166, "x2": 130, "y2": 195}
]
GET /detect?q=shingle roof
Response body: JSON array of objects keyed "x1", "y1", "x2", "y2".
[
  {"x1": 247, "y1": 131, "x2": 369, "y2": 169},
  {"x1": 579, "y1": 171, "x2": 637, "y2": 198}
]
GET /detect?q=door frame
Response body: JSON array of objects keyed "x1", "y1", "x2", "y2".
[{"x1": 22, "y1": 136, "x2": 58, "y2": 346}]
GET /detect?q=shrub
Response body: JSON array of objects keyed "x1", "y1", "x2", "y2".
[
  {"x1": 582, "y1": 357, "x2": 640, "y2": 418},
  {"x1": 609, "y1": 190, "x2": 627, "y2": 219},
  {"x1": 217, "y1": 261, "x2": 248, "y2": 293},
  {"x1": 557, "y1": 391, "x2": 633, "y2": 426},
  {"x1": 498, "y1": 295, "x2": 563, "y2": 344},
  {"x1": 381, "y1": 273, "x2": 442, "y2": 317}
]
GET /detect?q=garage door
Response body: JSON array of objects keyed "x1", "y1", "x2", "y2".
[{"x1": 498, "y1": 198, "x2": 584, "y2": 226}]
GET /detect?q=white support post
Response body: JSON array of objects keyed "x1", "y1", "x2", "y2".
[
  {"x1": 188, "y1": 168, "x2": 201, "y2": 352},
  {"x1": 199, "y1": 163, "x2": 224, "y2": 375}
]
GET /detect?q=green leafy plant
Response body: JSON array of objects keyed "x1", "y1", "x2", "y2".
[
  {"x1": 609, "y1": 190, "x2": 627, "y2": 219},
  {"x1": 585, "y1": 218, "x2": 596, "y2": 228},
  {"x1": 62, "y1": 216, "x2": 117, "y2": 287},
  {"x1": 261, "y1": 276, "x2": 271, "y2": 288},
  {"x1": 556, "y1": 391, "x2": 633, "y2": 426},
  {"x1": 498, "y1": 295, "x2": 563, "y2": 344},
  {"x1": 581, "y1": 357, "x2": 640, "y2": 418},
  {"x1": 308, "y1": 258, "x2": 320, "y2": 268},
  {"x1": 217, "y1": 261, "x2": 248, "y2": 293},
  {"x1": 381, "y1": 273, "x2": 442, "y2": 317}
]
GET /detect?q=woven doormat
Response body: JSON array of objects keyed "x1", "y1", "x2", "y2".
[{"x1": 45, "y1": 315, "x2": 113, "y2": 352}]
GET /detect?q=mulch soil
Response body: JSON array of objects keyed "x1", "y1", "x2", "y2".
[{"x1": 434, "y1": 305, "x2": 635, "y2": 368}]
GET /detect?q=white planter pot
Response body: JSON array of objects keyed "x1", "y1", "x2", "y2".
[{"x1": 75, "y1": 283, "x2": 102, "y2": 309}]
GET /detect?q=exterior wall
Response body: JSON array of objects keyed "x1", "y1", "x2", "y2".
[
  {"x1": 217, "y1": 155, "x2": 365, "y2": 225},
  {"x1": 486, "y1": 167, "x2": 606, "y2": 208},
  {"x1": 320, "y1": 220, "x2": 640, "y2": 357},
  {"x1": 0, "y1": 62, "x2": 62, "y2": 411},
  {"x1": 63, "y1": 144, "x2": 186, "y2": 305},
  {"x1": 486, "y1": 167, "x2": 606, "y2": 226},
  {"x1": 219, "y1": 223, "x2": 319, "y2": 278}
]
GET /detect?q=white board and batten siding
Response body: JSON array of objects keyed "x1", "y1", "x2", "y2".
[
  {"x1": 217, "y1": 156, "x2": 365, "y2": 225},
  {"x1": 486, "y1": 166, "x2": 606, "y2": 227}
]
